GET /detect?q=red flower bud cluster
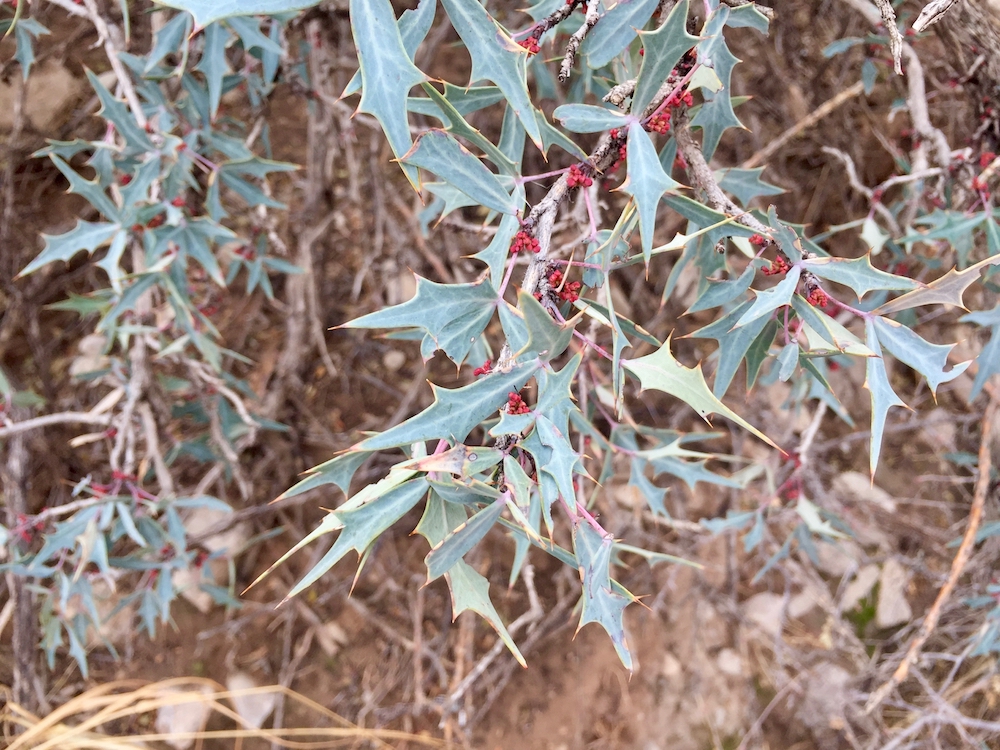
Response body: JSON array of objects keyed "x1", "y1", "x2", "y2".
[
  {"x1": 547, "y1": 270, "x2": 582, "y2": 302},
  {"x1": 473, "y1": 360, "x2": 492, "y2": 376},
  {"x1": 807, "y1": 287, "x2": 830, "y2": 307},
  {"x1": 980, "y1": 151, "x2": 997, "y2": 168},
  {"x1": 749, "y1": 234, "x2": 768, "y2": 247},
  {"x1": 510, "y1": 230, "x2": 540, "y2": 254},
  {"x1": 566, "y1": 164, "x2": 593, "y2": 188},
  {"x1": 646, "y1": 113, "x2": 670, "y2": 135},
  {"x1": 762, "y1": 255, "x2": 791, "y2": 276},
  {"x1": 507, "y1": 391, "x2": 530, "y2": 415},
  {"x1": 518, "y1": 36, "x2": 540, "y2": 55}
]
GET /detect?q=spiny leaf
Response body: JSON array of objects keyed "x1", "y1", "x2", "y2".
[
  {"x1": 440, "y1": 0, "x2": 541, "y2": 148},
  {"x1": 874, "y1": 255, "x2": 1000, "y2": 315},
  {"x1": 552, "y1": 104, "x2": 630, "y2": 133},
  {"x1": 278, "y1": 451, "x2": 372, "y2": 501},
  {"x1": 403, "y1": 130, "x2": 518, "y2": 215},
  {"x1": 416, "y1": 493, "x2": 525, "y2": 666},
  {"x1": 284, "y1": 477, "x2": 429, "y2": 600},
  {"x1": 790, "y1": 296, "x2": 874, "y2": 357},
  {"x1": 194, "y1": 22, "x2": 230, "y2": 120},
  {"x1": 417, "y1": 82, "x2": 517, "y2": 175},
  {"x1": 517, "y1": 290, "x2": 577, "y2": 362},
  {"x1": 343, "y1": 0, "x2": 435, "y2": 97},
  {"x1": 425, "y1": 497, "x2": 505, "y2": 581},
  {"x1": 632, "y1": 0, "x2": 697, "y2": 114},
  {"x1": 534, "y1": 355, "x2": 581, "y2": 436},
  {"x1": 690, "y1": 8, "x2": 743, "y2": 160},
  {"x1": 686, "y1": 263, "x2": 755, "y2": 314},
  {"x1": 734, "y1": 266, "x2": 801, "y2": 328},
  {"x1": 536, "y1": 415, "x2": 584, "y2": 508},
  {"x1": 573, "y1": 521, "x2": 635, "y2": 671},
  {"x1": 48, "y1": 155, "x2": 121, "y2": 221},
  {"x1": 687, "y1": 300, "x2": 770, "y2": 397},
  {"x1": 960, "y1": 304, "x2": 1000, "y2": 401},
  {"x1": 351, "y1": 0, "x2": 426, "y2": 188},
  {"x1": 619, "y1": 122, "x2": 681, "y2": 264},
  {"x1": 715, "y1": 167, "x2": 784, "y2": 205},
  {"x1": 342, "y1": 274, "x2": 498, "y2": 366},
  {"x1": 355, "y1": 360, "x2": 541, "y2": 451},
  {"x1": 582, "y1": 0, "x2": 660, "y2": 70},
  {"x1": 85, "y1": 70, "x2": 155, "y2": 156},
  {"x1": 622, "y1": 335, "x2": 779, "y2": 449},
  {"x1": 19, "y1": 222, "x2": 122, "y2": 278},
  {"x1": 401, "y1": 445, "x2": 503, "y2": 478},
  {"x1": 154, "y1": 0, "x2": 324, "y2": 28},
  {"x1": 473, "y1": 212, "x2": 520, "y2": 290},
  {"x1": 801, "y1": 255, "x2": 919, "y2": 300},
  {"x1": 871, "y1": 316, "x2": 970, "y2": 396},
  {"x1": 863, "y1": 320, "x2": 908, "y2": 476}
]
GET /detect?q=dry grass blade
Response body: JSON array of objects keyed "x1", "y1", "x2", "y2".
[{"x1": 1, "y1": 678, "x2": 451, "y2": 750}]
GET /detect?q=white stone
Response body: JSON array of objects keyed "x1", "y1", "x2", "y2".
[
  {"x1": 155, "y1": 685, "x2": 213, "y2": 750},
  {"x1": 876, "y1": 558, "x2": 912, "y2": 629},
  {"x1": 744, "y1": 592, "x2": 784, "y2": 638},
  {"x1": 840, "y1": 564, "x2": 880, "y2": 612},
  {"x1": 227, "y1": 672, "x2": 277, "y2": 730}
]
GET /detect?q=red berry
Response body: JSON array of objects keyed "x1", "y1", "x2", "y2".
[
  {"x1": 645, "y1": 113, "x2": 670, "y2": 135},
  {"x1": 749, "y1": 234, "x2": 768, "y2": 247},
  {"x1": 473, "y1": 360, "x2": 492, "y2": 377},
  {"x1": 507, "y1": 392, "x2": 530, "y2": 415},
  {"x1": 120, "y1": 174, "x2": 133, "y2": 186},
  {"x1": 762, "y1": 255, "x2": 791, "y2": 276},
  {"x1": 518, "y1": 36, "x2": 540, "y2": 55},
  {"x1": 980, "y1": 151, "x2": 997, "y2": 168},
  {"x1": 807, "y1": 287, "x2": 830, "y2": 307},
  {"x1": 171, "y1": 196, "x2": 186, "y2": 207},
  {"x1": 559, "y1": 280, "x2": 582, "y2": 303}
]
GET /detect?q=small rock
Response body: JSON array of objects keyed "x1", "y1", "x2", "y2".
[
  {"x1": 716, "y1": 648, "x2": 743, "y2": 676},
  {"x1": 876, "y1": 558, "x2": 912, "y2": 628},
  {"x1": 788, "y1": 584, "x2": 825, "y2": 620},
  {"x1": 382, "y1": 349, "x2": 406, "y2": 372},
  {"x1": 840, "y1": 564, "x2": 880, "y2": 612},
  {"x1": 227, "y1": 672, "x2": 277, "y2": 730},
  {"x1": 156, "y1": 685, "x2": 213, "y2": 750},
  {"x1": 744, "y1": 592, "x2": 784, "y2": 638},
  {"x1": 314, "y1": 621, "x2": 349, "y2": 658},
  {"x1": 815, "y1": 539, "x2": 861, "y2": 578},
  {"x1": 800, "y1": 664, "x2": 852, "y2": 733}
]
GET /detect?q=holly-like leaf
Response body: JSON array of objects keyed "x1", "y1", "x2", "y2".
[
  {"x1": 404, "y1": 130, "x2": 518, "y2": 215},
  {"x1": 154, "y1": 0, "x2": 324, "y2": 27},
  {"x1": 402, "y1": 445, "x2": 503, "y2": 478},
  {"x1": 801, "y1": 255, "x2": 918, "y2": 300},
  {"x1": 690, "y1": 8, "x2": 744, "y2": 160},
  {"x1": 619, "y1": 122, "x2": 681, "y2": 264},
  {"x1": 517, "y1": 290, "x2": 577, "y2": 362},
  {"x1": 871, "y1": 317, "x2": 970, "y2": 396},
  {"x1": 342, "y1": 274, "x2": 498, "y2": 366},
  {"x1": 726, "y1": 2, "x2": 770, "y2": 32},
  {"x1": 628, "y1": 461, "x2": 669, "y2": 515},
  {"x1": 900, "y1": 209, "x2": 987, "y2": 268},
  {"x1": 425, "y1": 497, "x2": 505, "y2": 581},
  {"x1": 279, "y1": 450, "x2": 372, "y2": 501},
  {"x1": 12, "y1": 17, "x2": 48, "y2": 80},
  {"x1": 356, "y1": 360, "x2": 541, "y2": 451},
  {"x1": 573, "y1": 521, "x2": 635, "y2": 671},
  {"x1": 440, "y1": 0, "x2": 541, "y2": 148},
  {"x1": 687, "y1": 263, "x2": 755, "y2": 313},
  {"x1": 48, "y1": 155, "x2": 121, "y2": 220},
  {"x1": 582, "y1": 0, "x2": 660, "y2": 70},
  {"x1": 350, "y1": 0, "x2": 426, "y2": 188},
  {"x1": 715, "y1": 167, "x2": 784, "y2": 205},
  {"x1": 874, "y1": 255, "x2": 1000, "y2": 315},
  {"x1": 343, "y1": 0, "x2": 435, "y2": 97},
  {"x1": 688, "y1": 301, "x2": 771, "y2": 397},
  {"x1": 19, "y1": 221, "x2": 122, "y2": 278},
  {"x1": 790, "y1": 296, "x2": 874, "y2": 357},
  {"x1": 536, "y1": 415, "x2": 584, "y2": 508},
  {"x1": 734, "y1": 266, "x2": 801, "y2": 327},
  {"x1": 551, "y1": 103, "x2": 630, "y2": 133},
  {"x1": 194, "y1": 22, "x2": 230, "y2": 119},
  {"x1": 85, "y1": 70, "x2": 155, "y2": 157},
  {"x1": 632, "y1": 0, "x2": 697, "y2": 114},
  {"x1": 622, "y1": 336, "x2": 779, "y2": 449},
  {"x1": 473, "y1": 212, "x2": 520, "y2": 290},
  {"x1": 283, "y1": 477, "x2": 429, "y2": 600},
  {"x1": 960, "y1": 304, "x2": 1000, "y2": 401},
  {"x1": 416, "y1": 493, "x2": 525, "y2": 666},
  {"x1": 863, "y1": 320, "x2": 908, "y2": 476},
  {"x1": 534, "y1": 355, "x2": 580, "y2": 436},
  {"x1": 417, "y1": 83, "x2": 517, "y2": 175}
]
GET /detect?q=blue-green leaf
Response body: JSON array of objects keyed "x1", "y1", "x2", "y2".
[
  {"x1": 960, "y1": 304, "x2": 1000, "y2": 401},
  {"x1": 440, "y1": 0, "x2": 541, "y2": 148},
  {"x1": 801, "y1": 255, "x2": 919, "y2": 300},
  {"x1": 734, "y1": 266, "x2": 801, "y2": 327},
  {"x1": 872, "y1": 317, "x2": 970, "y2": 396},
  {"x1": 351, "y1": 0, "x2": 426, "y2": 188},
  {"x1": 404, "y1": 130, "x2": 517, "y2": 215},
  {"x1": 623, "y1": 336, "x2": 779, "y2": 449},
  {"x1": 194, "y1": 22, "x2": 230, "y2": 120},
  {"x1": 344, "y1": 0, "x2": 436, "y2": 98},
  {"x1": 425, "y1": 497, "x2": 505, "y2": 580},
  {"x1": 49, "y1": 154, "x2": 121, "y2": 220},
  {"x1": 688, "y1": 300, "x2": 771, "y2": 397},
  {"x1": 632, "y1": 0, "x2": 697, "y2": 114},
  {"x1": 715, "y1": 167, "x2": 784, "y2": 205},
  {"x1": 619, "y1": 122, "x2": 681, "y2": 264},
  {"x1": 573, "y1": 521, "x2": 635, "y2": 671},
  {"x1": 551, "y1": 103, "x2": 630, "y2": 133},
  {"x1": 343, "y1": 274, "x2": 498, "y2": 366},
  {"x1": 582, "y1": 0, "x2": 660, "y2": 70},
  {"x1": 278, "y1": 450, "x2": 371, "y2": 501},
  {"x1": 863, "y1": 320, "x2": 908, "y2": 476},
  {"x1": 285, "y1": 477, "x2": 429, "y2": 600},
  {"x1": 356, "y1": 360, "x2": 542, "y2": 451},
  {"x1": 690, "y1": 8, "x2": 743, "y2": 160},
  {"x1": 154, "y1": 0, "x2": 324, "y2": 28},
  {"x1": 19, "y1": 221, "x2": 121, "y2": 277}
]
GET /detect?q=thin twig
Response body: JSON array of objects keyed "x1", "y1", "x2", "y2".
[
  {"x1": 0, "y1": 412, "x2": 112, "y2": 439},
  {"x1": 864, "y1": 394, "x2": 999, "y2": 713},
  {"x1": 559, "y1": 0, "x2": 601, "y2": 83},
  {"x1": 912, "y1": 0, "x2": 960, "y2": 32}
]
